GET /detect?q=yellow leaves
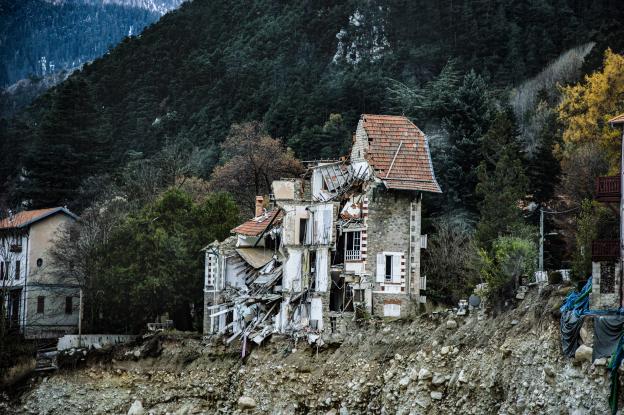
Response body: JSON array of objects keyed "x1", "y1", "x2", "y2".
[{"x1": 558, "y1": 49, "x2": 624, "y2": 167}]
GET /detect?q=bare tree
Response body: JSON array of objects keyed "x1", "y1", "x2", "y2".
[
  {"x1": 208, "y1": 122, "x2": 304, "y2": 216},
  {"x1": 49, "y1": 197, "x2": 129, "y2": 333}
]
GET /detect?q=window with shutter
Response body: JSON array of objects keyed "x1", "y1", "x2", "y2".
[
  {"x1": 392, "y1": 254, "x2": 401, "y2": 283},
  {"x1": 376, "y1": 253, "x2": 385, "y2": 282}
]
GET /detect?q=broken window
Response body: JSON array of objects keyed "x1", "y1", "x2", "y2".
[
  {"x1": 37, "y1": 296, "x2": 45, "y2": 314},
  {"x1": 0, "y1": 261, "x2": 6, "y2": 279},
  {"x1": 345, "y1": 231, "x2": 361, "y2": 261},
  {"x1": 299, "y1": 218, "x2": 308, "y2": 245},
  {"x1": 65, "y1": 296, "x2": 73, "y2": 315},
  {"x1": 354, "y1": 289, "x2": 365, "y2": 303},
  {"x1": 15, "y1": 260, "x2": 20, "y2": 280}
]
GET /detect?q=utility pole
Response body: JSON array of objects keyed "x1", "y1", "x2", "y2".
[
  {"x1": 539, "y1": 208, "x2": 544, "y2": 272},
  {"x1": 78, "y1": 288, "x2": 83, "y2": 347}
]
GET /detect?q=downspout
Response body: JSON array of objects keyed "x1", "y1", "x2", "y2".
[{"x1": 22, "y1": 229, "x2": 29, "y2": 334}]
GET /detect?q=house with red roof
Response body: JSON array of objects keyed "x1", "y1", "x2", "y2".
[
  {"x1": 203, "y1": 114, "x2": 440, "y2": 345},
  {"x1": 1, "y1": 207, "x2": 79, "y2": 339}
]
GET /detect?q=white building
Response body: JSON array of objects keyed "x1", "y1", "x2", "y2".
[{"x1": 1, "y1": 207, "x2": 79, "y2": 339}]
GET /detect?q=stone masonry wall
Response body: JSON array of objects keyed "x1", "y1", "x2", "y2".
[{"x1": 365, "y1": 184, "x2": 417, "y2": 318}]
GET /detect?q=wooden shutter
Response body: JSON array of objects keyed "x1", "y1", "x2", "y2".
[
  {"x1": 392, "y1": 254, "x2": 401, "y2": 283},
  {"x1": 376, "y1": 253, "x2": 385, "y2": 282}
]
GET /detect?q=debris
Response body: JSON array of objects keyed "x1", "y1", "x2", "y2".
[
  {"x1": 127, "y1": 400, "x2": 144, "y2": 415},
  {"x1": 237, "y1": 396, "x2": 257, "y2": 410}
]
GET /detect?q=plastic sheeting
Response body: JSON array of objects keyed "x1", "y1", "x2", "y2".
[
  {"x1": 560, "y1": 310, "x2": 585, "y2": 358},
  {"x1": 593, "y1": 315, "x2": 624, "y2": 361}
]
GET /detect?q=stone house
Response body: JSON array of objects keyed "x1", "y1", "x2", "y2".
[
  {"x1": 203, "y1": 114, "x2": 440, "y2": 346},
  {"x1": 0, "y1": 207, "x2": 79, "y2": 339}
]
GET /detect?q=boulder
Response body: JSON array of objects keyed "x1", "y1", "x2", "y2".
[
  {"x1": 238, "y1": 396, "x2": 257, "y2": 410},
  {"x1": 574, "y1": 345, "x2": 593, "y2": 363},
  {"x1": 432, "y1": 373, "x2": 446, "y2": 386},
  {"x1": 430, "y1": 391, "x2": 443, "y2": 400},
  {"x1": 594, "y1": 358, "x2": 607, "y2": 367},
  {"x1": 441, "y1": 346, "x2": 450, "y2": 355},
  {"x1": 127, "y1": 400, "x2": 144, "y2": 415},
  {"x1": 446, "y1": 320, "x2": 458, "y2": 330},
  {"x1": 418, "y1": 368, "x2": 433, "y2": 381}
]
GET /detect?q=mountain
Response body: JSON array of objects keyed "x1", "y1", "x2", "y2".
[
  {"x1": 0, "y1": 0, "x2": 185, "y2": 88},
  {"x1": 3, "y1": 0, "x2": 624, "y2": 209},
  {"x1": 42, "y1": 0, "x2": 187, "y2": 16}
]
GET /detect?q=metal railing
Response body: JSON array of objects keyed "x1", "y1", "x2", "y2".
[
  {"x1": 595, "y1": 176, "x2": 620, "y2": 201},
  {"x1": 592, "y1": 239, "x2": 620, "y2": 261},
  {"x1": 345, "y1": 250, "x2": 361, "y2": 261}
]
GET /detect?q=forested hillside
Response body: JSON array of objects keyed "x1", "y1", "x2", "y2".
[
  {"x1": 0, "y1": 0, "x2": 171, "y2": 87},
  {"x1": 3, "y1": 0, "x2": 623, "y2": 212}
]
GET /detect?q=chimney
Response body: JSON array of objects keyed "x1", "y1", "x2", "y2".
[{"x1": 255, "y1": 196, "x2": 264, "y2": 217}]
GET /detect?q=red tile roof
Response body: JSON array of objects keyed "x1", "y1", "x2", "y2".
[
  {"x1": 360, "y1": 114, "x2": 441, "y2": 193},
  {"x1": 609, "y1": 113, "x2": 624, "y2": 125},
  {"x1": 231, "y1": 209, "x2": 283, "y2": 237},
  {"x1": 0, "y1": 207, "x2": 78, "y2": 230}
]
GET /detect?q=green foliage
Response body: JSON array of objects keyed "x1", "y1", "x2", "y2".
[
  {"x1": 480, "y1": 235, "x2": 537, "y2": 303},
  {"x1": 422, "y1": 217, "x2": 480, "y2": 305},
  {"x1": 476, "y1": 112, "x2": 528, "y2": 248},
  {"x1": 94, "y1": 188, "x2": 238, "y2": 333},
  {"x1": 571, "y1": 199, "x2": 616, "y2": 281},
  {"x1": 5, "y1": 0, "x2": 624, "y2": 209}
]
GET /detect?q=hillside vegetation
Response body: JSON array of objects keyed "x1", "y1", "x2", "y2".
[{"x1": 2, "y1": 0, "x2": 624, "y2": 210}]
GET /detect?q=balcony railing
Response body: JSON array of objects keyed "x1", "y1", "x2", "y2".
[
  {"x1": 592, "y1": 239, "x2": 620, "y2": 262},
  {"x1": 345, "y1": 250, "x2": 361, "y2": 261},
  {"x1": 595, "y1": 176, "x2": 621, "y2": 203}
]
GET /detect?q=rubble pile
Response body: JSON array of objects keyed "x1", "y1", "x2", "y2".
[{"x1": 2, "y1": 286, "x2": 613, "y2": 414}]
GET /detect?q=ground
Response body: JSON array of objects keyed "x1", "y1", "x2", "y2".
[{"x1": 0, "y1": 285, "x2": 614, "y2": 414}]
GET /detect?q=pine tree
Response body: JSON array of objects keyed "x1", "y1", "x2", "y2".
[{"x1": 476, "y1": 112, "x2": 529, "y2": 248}]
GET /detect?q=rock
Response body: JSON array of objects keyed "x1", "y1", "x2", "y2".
[
  {"x1": 127, "y1": 400, "x2": 144, "y2": 415},
  {"x1": 458, "y1": 370, "x2": 468, "y2": 383},
  {"x1": 594, "y1": 358, "x2": 607, "y2": 367},
  {"x1": 432, "y1": 373, "x2": 446, "y2": 386},
  {"x1": 574, "y1": 345, "x2": 593, "y2": 363},
  {"x1": 446, "y1": 320, "x2": 458, "y2": 330},
  {"x1": 133, "y1": 350, "x2": 141, "y2": 359},
  {"x1": 238, "y1": 396, "x2": 257, "y2": 410},
  {"x1": 516, "y1": 292, "x2": 526, "y2": 300},
  {"x1": 510, "y1": 319, "x2": 519, "y2": 326},
  {"x1": 543, "y1": 365, "x2": 555, "y2": 378},
  {"x1": 418, "y1": 368, "x2": 433, "y2": 381},
  {"x1": 398, "y1": 376, "x2": 410, "y2": 387},
  {"x1": 430, "y1": 391, "x2": 443, "y2": 400},
  {"x1": 441, "y1": 346, "x2": 450, "y2": 355}
]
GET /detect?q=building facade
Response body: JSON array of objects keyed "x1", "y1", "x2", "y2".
[
  {"x1": 203, "y1": 114, "x2": 440, "y2": 346},
  {"x1": 1, "y1": 207, "x2": 79, "y2": 339}
]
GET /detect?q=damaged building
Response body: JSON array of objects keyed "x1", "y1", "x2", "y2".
[{"x1": 203, "y1": 114, "x2": 441, "y2": 347}]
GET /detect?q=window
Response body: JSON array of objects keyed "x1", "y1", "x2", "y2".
[
  {"x1": 36, "y1": 258, "x2": 43, "y2": 267},
  {"x1": 0, "y1": 261, "x2": 9, "y2": 280},
  {"x1": 65, "y1": 297, "x2": 73, "y2": 314},
  {"x1": 15, "y1": 260, "x2": 20, "y2": 280},
  {"x1": 37, "y1": 296, "x2": 45, "y2": 314},
  {"x1": 345, "y1": 231, "x2": 361, "y2": 261},
  {"x1": 384, "y1": 303, "x2": 401, "y2": 317},
  {"x1": 354, "y1": 289, "x2": 365, "y2": 303},
  {"x1": 385, "y1": 255, "x2": 393, "y2": 281},
  {"x1": 299, "y1": 218, "x2": 308, "y2": 244},
  {"x1": 206, "y1": 254, "x2": 216, "y2": 288}
]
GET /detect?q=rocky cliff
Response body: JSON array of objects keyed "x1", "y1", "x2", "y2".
[{"x1": 0, "y1": 285, "x2": 612, "y2": 414}]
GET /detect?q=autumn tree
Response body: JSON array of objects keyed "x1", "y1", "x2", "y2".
[
  {"x1": 209, "y1": 122, "x2": 304, "y2": 217},
  {"x1": 558, "y1": 48, "x2": 624, "y2": 168}
]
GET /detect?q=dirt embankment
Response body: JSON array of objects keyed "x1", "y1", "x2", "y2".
[{"x1": 0, "y1": 285, "x2": 612, "y2": 414}]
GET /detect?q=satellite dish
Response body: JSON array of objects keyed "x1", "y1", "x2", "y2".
[{"x1": 469, "y1": 294, "x2": 481, "y2": 308}]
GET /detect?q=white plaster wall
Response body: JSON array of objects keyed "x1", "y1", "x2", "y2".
[
  {"x1": 283, "y1": 248, "x2": 302, "y2": 292},
  {"x1": 315, "y1": 248, "x2": 329, "y2": 292}
]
